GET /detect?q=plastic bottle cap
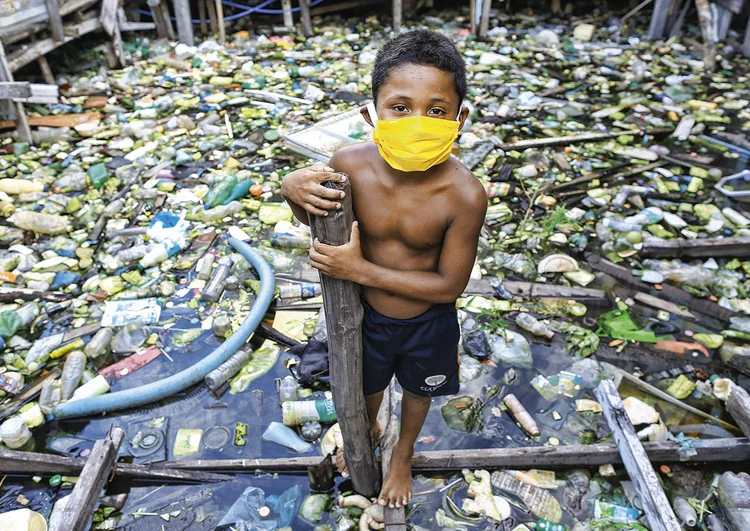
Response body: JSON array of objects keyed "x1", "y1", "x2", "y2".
[{"x1": 50, "y1": 474, "x2": 62, "y2": 486}]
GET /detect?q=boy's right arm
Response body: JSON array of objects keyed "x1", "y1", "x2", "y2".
[{"x1": 280, "y1": 164, "x2": 347, "y2": 225}]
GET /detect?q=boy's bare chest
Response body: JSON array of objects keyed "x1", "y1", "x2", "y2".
[{"x1": 351, "y1": 179, "x2": 451, "y2": 251}]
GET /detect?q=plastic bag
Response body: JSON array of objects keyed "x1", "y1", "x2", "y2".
[{"x1": 489, "y1": 332, "x2": 533, "y2": 368}]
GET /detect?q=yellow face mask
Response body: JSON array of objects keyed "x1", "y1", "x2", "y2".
[{"x1": 368, "y1": 102, "x2": 460, "y2": 172}]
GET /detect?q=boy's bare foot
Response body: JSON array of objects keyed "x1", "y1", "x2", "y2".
[
  {"x1": 336, "y1": 421, "x2": 383, "y2": 479},
  {"x1": 378, "y1": 440, "x2": 413, "y2": 509}
]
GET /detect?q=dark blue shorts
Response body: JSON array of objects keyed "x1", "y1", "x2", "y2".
[{"x1": 362, "y1": 299, "x2": 460, "y2": 398}]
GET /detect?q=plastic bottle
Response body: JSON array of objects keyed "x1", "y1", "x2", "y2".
[
  {"x1": 301, "y1": 421, "x2": 322, "y2": 441},
  {"x1": 673, "y1": 497, "x2": 697, "y2": 527},
  {"x1": 262, "y1": 421, "x2": 312, "y2": 453},
  {"x1": 223, "y1": 180, "x2": 254, "y2": 204},
  {"x1": 139, "y1": 240, "x2": 182, "y2": 269},
  {"x1": 84, "y1": 327, "x2": 113, "y2": 359},
  {"x1": 11, "y1": 211, "x2": 70, "y2": 235},
  {"x1": 282, "y1": 398, "x2": 336, "y2": 426},
  {"x1": 198, "y1": 254, "x2": 215, "y2": 280},
  {"x1": 16, "y1": 302, "x2": 39, "y2": 327},
  {"x1": 503, "y1": 393, "x2": 540, "y2": 436},
  {"x1": 54, "y1": 172, "x2": 88, "y2": 191},
  {"x1": 279, "y1": 283, "x2": 322, "y2": 300},
  {"x1": 0, "y1": 416, "x2": 33, "y2": 449},
  {"x1": 516, "y1": 313, "x2": 554, "y2": 339},
  {"x1": 39, "y1": 378, "x2": 62, "y2": 415},
  {"x1": 213, "y1": 315, "x2": 231, "y2": 336},
  {"x1": 60, "y1": 350, "x2": 87, "y2": 401},
  {"x1": 601, "y1": 218, "x2": 642, "y2": 232},
  {"x1": 116, "y1": 245, "x2": 148, "y2": 263},
  {"x1": 201, "y1": 257, "x2": 233, "y2": 302},
  {"x1": 0, "y1": 372, "x2": 23, "y2": 394},
  {"x1": 0, "y1": 179, "x2": 44, "y2": 194},
  {"x1": 111, "y1": 322, "x2": 149, "y2": 353},
  {"x1": 201, "y1": 201, "x2": 243, "y2": 222},
  {"x1": 625, "y1": 206, "x2": 663, "y2": 225},
  {"x1": 0, "y1": 201, "x2": 15, "y2": 217},
  {"x1": 70, "y1": 375, "x2": 110, "y2": 401},
  {"x1": 87, "y1": 163, "x2": 109, "y2": 188},
  {"x1": 279, "y1": 375, "x2": 299, "y2": 404},
  {"x1": 0, "y1": 508, "x2": 47, "y2": 530},
  {"x1": 536, "y1": 520, "x2": 566, "y2": 531},
  {"x1": 204, "y1": 349, "x2": 251, "y2": 390},
  {"x1": 204, "y1": 175, "x2": 239, "y2": 207}
]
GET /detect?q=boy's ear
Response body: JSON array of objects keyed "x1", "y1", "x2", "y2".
[
  {"x1": 458, "y1": 106, "x2": 470, "y2": 131},
  {"x1": 361, "y1": 105, "x2": 375, "y2": 128}
]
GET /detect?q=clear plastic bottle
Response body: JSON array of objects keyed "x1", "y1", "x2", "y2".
[
  {"x1": 11, "y1": 211, "x2": 70, "y2": 235},
  {"x1": 279, "y1": 283, "x2": 322, "y2": 300},
  {"x1": 279, "y1": 375, "x2": 298, "y2": 404},
  {"x1": 0, "y1": 416, "x2": 33, "y2": 450},
  {"x1": 84, "y1": 328, "x2": 113, "y2": 358},
  {"x1": 53, "y1": 172, "x2": 88, "y2": 192},
  {"x1": 204, "y1": 349, "x2": 251, "y2": 390},
  {"x1": 601, "y1": 218, "x2": 642, "y2": 233},
  {"x1": 39, "y1": 378, "x2": 61, "y2": 415},
  {"x1": 201, "y1": 257, "x2": 233, "y2": 302},
  {"x1": 516, "y1": 313, "x2": 554, "y2": 339},
  {"x1": 0, "y1": 179, "x2": 44, "y2": 194},
  {"x1": 110, "y1": 322, "x2": 149, "y2": 354},
  {"x1": 625, "y1": 206, "x2": 663, "y2": 225},
  {"x1": 201, "y1": 201, "x2": 243, "y2": 222},
  {"x1": 213, "y1": 315, "x2": 231, "y2": 336},
  {"x1": 60, "y1": 350, "x2": 87, "y2": 401},
  {"x1": 672, "y1": 497, "x2": 697, "y2": 527},
  {"x1": 116, "y1": 245, "x2": 148, "y2": 263},
  {"x1": 197, "y1": 254, "x2": 215, "y2": 280},
  {"x1": 139, "y1": 240, "x2": 181, "y2": 269}
]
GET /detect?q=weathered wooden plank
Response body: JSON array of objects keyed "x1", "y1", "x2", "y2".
[
  {"x1": 100, "y1": 0, "x2": 119, "y2": 35},
  {"x1": 281, "y1": 0, "x2": 293, "y2": 28},
  {"x1": 478, "y1": 0, "x2": 492, "y2": 39},
  {"x1": 727, "y1": 384, "x2": 750, "y2": 438},
  {"x1": 647, "y1": 0, "x2": 670, "y2": 40},
  {"x1": 197, "y1": 0, "x2": 208, "y2": 35},
  {"x1": 214, "y1": 0, "x2": 225, "y2": 44},
  {"x1": 586, "y1": 254, "x2": 735, "y2": 322},
  {"x1": 173, "y1": 0, "x2": 194, "y2": 44},
  {"x1": 694, "y1": 0, "x2": 717, "y2": 71},
  {"x1": 594, "y1": 380, "x2": 681, "y2": 531},
  {"x1": 743, "y1": 14, "x2": 750, "y2": 59},
  {"x1": 641, "y1": 237, "x2": 750, "y2": 258},
  {"x1": 118, "y1": 7, "x2": 157, "y2": 31},
  {"x1": 45, "y1": 0, "x2": 65, "y2": 42},
  {"x1": 0, "y1": 447, "x2": 231, "y2": 482},
  {"x1": 393, "y1": 0, "x2": 402, "y2": 34},
  {"x1": 300, "y1": 0, "x2": 313, "y2": 36},
  {"x1": 715, "y1": 0, "x2": 744, "y2": 14},
  {"x1": 50, "y1": 427, "x2": 126, "y2": 531},
  {"x1": 494, "y1": 128, "x2": 672, "y2": 151},
  {"x1": 553, "y1": 161, "x2": 662, "y2": 191},
  {"x1": 478, "y1": 279, "x2": 609, "y2": 302},
  {"x1": 308, "y1": 174, "x2": 379, "y2": 498},
  {"x1": 0, "y1": 82, "x2": 32, "y2": 99},
  {"x1": 36, "y1": 56, "x2": 55, "y2": 84},
  {"x1": 165, "y1": 438, "x2": 750, "y2": 472}
]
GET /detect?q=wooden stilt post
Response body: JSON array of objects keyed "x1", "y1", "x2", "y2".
[
  {"x1": 479, "y1": 0, "x2": 492, "y2": 39},
  {"x1": 13, "y1": 102, "x2": 32, "y2": 145},
  {"x1": 161, "y1": 0, "x2": 177, "y2": 40},
  {"x1": 552, "y1": 0, "x2": 561, "y2": 13},
  {"x1": 100, "y1": 0, "x2": 125, "y2": 68},
  {"x1": 594, "y1": 380, "x2": 681, "y2": 531},
  {"x1": 743, "y1": 12, "x2": 750, "y2": 58},
  {"x1": 198, "y1": 0, "x2": 208, "y2": 35},
  {"x1": 173, "y1": 0, "x2": 194, "y2": 44},
  {"x1": 37, "y1": 56, "x2": 55, "y2": 85},
  {"x1": 379, "y1": 381, "x2": 407, "y2": 530},
  {"x1": 308, "y1": 175, "x2": 379, "y2": 498},
  {"x1": 45, "y1": 0, "x2": 65, "y2": 42},
  {"x1": 647, "y1": 0, "x2": 670, "y2": 40},
  {"x1": 300, "y1": 0, "x2": 313, "y2": 37},
  {"x1": 282, "y1": 0, "x2": 294, "y2": 28},
  {"x1": 694, "y1": 0, "x2": 717, "y2": 71},
  {"x1": 148, "y1": 0, "x2": 167, "y2": 38},
  {"x1": 727, "y1": 385, "x2": 750, "y2": 438},
  {"x1": 0, "y1": 42, "x2": 32, "y2": 145},
  {"x1": 470, "y1": 0, "x2": 477, "y2": 34},
  {"x1": 49, "y1": 427, "x2": 125, "y2": 531},
  {"x1": 214, "y1": 0, "x2": 225, "y2": 44},
  {"x1": 206, "y1": 0, "x2": 218, "y2": 35},
  {"x1": 393, "y1": 0, "x2": 402, "y2": 34}
]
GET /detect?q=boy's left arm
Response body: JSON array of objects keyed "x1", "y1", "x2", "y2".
[{"x1": 309, "y1": 185, "x2": 487, "y2": 304}]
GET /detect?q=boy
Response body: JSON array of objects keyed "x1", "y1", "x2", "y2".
[{"x1": 281, "y1": 29, "x2": 487, "y2": 508}]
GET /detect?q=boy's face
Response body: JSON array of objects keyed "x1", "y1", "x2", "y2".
[{"x1": 362, "y1": 63, "x2": 468, "y2": 126}]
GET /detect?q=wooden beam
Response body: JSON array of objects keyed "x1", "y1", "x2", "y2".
[
  {"x1": 647, "y1": 0, "x2": 670, "y2": 39},
  {"x1": 379, "y1": 381, "x2": 406, "y2": 530},
  {"x1": 160, "y1": 0, "x2": 176, "y2": 40},
  {"x1": 641, "y1": 237, "x2": 750, "y2": 259},
  {"x1": 470, "y1": 0, "x2": 477, "y2": 34},
  {"x1": 198, "y1": 0, "x2": 208, "y2": 35},
  {"x1": 495, "y1": 128, "x2": 673, "y2": 151},
  {"x1": 478, "y1": 0, "x2": 492, "y2": 39},
  {"x1": 299, "y1": 0, "x2": 313, "y2": 37},
  {"x1": 743, "y1": 13, "x2": 750, "y2": 58},
  {"x1": 0, "y1": 41, "x2": 17, "y2": 122},
  {"x1": 100, "y1": 0, "x2": 124, "y2": 68},
  {"x1": 49, "y1": 427, "x2": 125, "y2": 531},
  {"x1": 470, "y1": 279, "x2": 609, "y2": 302},
  {"x1": 45, "y1": 0, "x2": 66, "y2": 42},
  {"x1": 148, "y1": 0, "x2": 168, "y2": 38},
  {"x1": 0, "y1": 447, "x2": 231, "y2": 482},
  {"x1": 173, "y1": 0, "x2": 194, "y2": 44},
  {"x1": 308, "y1": 0, "x2": 380, "y2": 15},
  {"x1": 206, "y1": 0, "x2": 218, "y2": 34},
  {"x1": 118, "y1": 7, "x2": 156, "y2": 31},
  {"x1": 36, "y1": 56, "x2": 55, "y2": 84},
  {"x1": 309, "y1": 174, "x2": 379, "y2": 498},
  {"x1": 694, "y1": 0, "x2": 717, "y2": 71},
  {"x1": 164, "y1": 438, "x2": 750, "y2": 472},
  {"x1": 14, "y1": 103, "x2": 32, "y2": 144},
  {"x1": 281, "y1": 0, "x2": 294, "y2": 28},
  {"x1": 214, "y1": 0, "x2": 225, "y2": 44},
  {"x1": 0, "y1": 82, "x2": 32, "y2": 99},
  {"x1": 594, "y1": 380, "x2": 681, "y2": 531},
  {"x1": 393, "y1": 0, "x2": 402, "y2": 34},
  {"x1": 727, "y1": 384, "x2": 750, "y2": 438}
]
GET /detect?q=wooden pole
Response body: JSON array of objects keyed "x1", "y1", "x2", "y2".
[
  {"x1": 470, "y1": 0, "x2": 477, "y2": 34},
  {"x1": 299, "y1": 0, "x2": 313, "y2": 37},
  {"x1": 308, "y1": 175, "x2": 379, "y2": 498},
  {"x1": 282, "y1": 0, "x2": 294, "y2": 28},
  {"x1": 647, "y1": 0, "x2": 670, "y2": 40},
  {"x1": 479, "y1": 0, "x2": 492, "y2": 39},
  {"x1": 49, "y1": 427, "x2": 125, "y2": 531},
  {"x1": 36, "y1": 56, "x2": 55, "y2": 85},
  {"x1": 0, "y1": 42, "x2": 32, "y2": 145},
  {"x1": 164, "y1": 437, "x2": 750, "y2": 472},
  {"x1": 694, "y1": 0, "x2": 717, "y2": 71},
  {"x1": 727, "y1": 385, "x2": 750, "y2": 438},
  {"x1": 198, "y1": 0, "x2": 208, "y2": 35},
  {"x1": 494, "y1": 127, "x2": 673, "y2": 151},
  {"x1": 594, "y1": 380, "x2": 681, "y2": 531},
  {"x1": 161, "y1": 0, "x2": 177, "y2": 40},
  {"x1": 45, "y1": 0, "x2": 65, "y2": 42},
  {"x1": 743, "y1": 11, "x2": 750, "y2": 58},
  {"x1": 379, "y1": 381, "x2": 406, "y2": 530},
  {"x1": 214, "y1": 0, "x2": 225, "y2": 44},
  {"x1": 148, "y1": 0, "x2": 167, "y2": 39},
  {"x1": 206, "y1": 0, "x2": 218, "y2": 34},
  {"x1": 172, "y1": 0, "x2": 194, "y2": 44},
  {"x1": 393, "y1": 0, "x2": 402, "y2": 34},
  {"x1": 641, "y1": 237, "x2": 750, "y2": 259}
]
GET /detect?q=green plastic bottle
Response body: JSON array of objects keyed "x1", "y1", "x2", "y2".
[
  {"x1": 87, "y1": 163, "x2": 109, "y2": 188},
  {"x1": 536, "y1": 520, "x2": 566, "y2": 531},
  {"x1": 222, "y1": 180, "x2": 254, "y2": 205},
  {"x1": 204, "y1": 175, "x2": 238, "y2": 208}
]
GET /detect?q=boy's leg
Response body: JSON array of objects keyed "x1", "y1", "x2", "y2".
[
  {"x1": 337, "y1": 390, "x2": 385, "y2": 478},
  {"x1": 378, "y1": 389, "x2": 430, "y2": 508}
]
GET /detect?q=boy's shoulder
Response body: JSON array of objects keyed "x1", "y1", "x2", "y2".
[
  {"x1": 441, "y1": 158, "x2": 488, "y2": 214},
  {"x1": 329, "y1": 143, "x2": 379, "y2": 175}
]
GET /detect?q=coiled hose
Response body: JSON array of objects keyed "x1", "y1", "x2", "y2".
[{"x1": 52, "y1": 238, "x2": 274, "y2": 420}]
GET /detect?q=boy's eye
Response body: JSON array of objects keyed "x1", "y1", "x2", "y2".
[
  {"x1": 429, "y1": 108, "x2": 446, "y2": 116},
  {"x1": 393, "y1": 105, "x2": 408, "y2": 113}
]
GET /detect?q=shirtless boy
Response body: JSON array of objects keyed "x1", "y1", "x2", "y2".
[{"x1": 281, "y1": 29, "x2": 487, "y2": 509}]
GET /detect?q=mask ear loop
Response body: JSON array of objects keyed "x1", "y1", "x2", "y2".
[{"x1": 366, "y1": 102, "x2": 378, "y2": 124}]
